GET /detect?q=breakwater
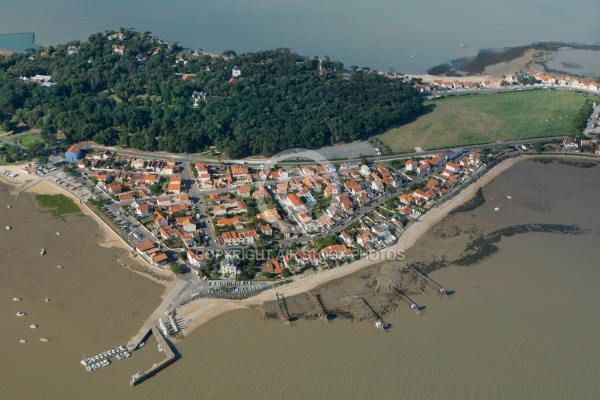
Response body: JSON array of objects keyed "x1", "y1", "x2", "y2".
[{"x1": 130, "y1": 326, "x2": 177, "y2": 386}]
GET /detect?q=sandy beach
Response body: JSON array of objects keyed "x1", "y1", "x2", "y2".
[
  {"x1": 177, "y1": 156, "x2": 524, "y2": 334},
  {"x1": 404, "y1": 48, "x2": 547, "y2": 82},
  {"x1": 25, "y1": 179, "x2": 130, "y2": 251},
  {"x1": 1, "y1": 165, "x2": 173, "y2": 285}
]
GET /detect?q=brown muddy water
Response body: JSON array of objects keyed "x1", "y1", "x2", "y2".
[{"x1": 2, "y1": 158, "x2": 600, "y2": 399}]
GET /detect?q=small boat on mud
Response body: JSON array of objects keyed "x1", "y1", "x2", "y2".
[
  {"x1": 40, "y1": 249, "x2": 46, "y2": 256},
  {"x1": 55, "y1": 264, "x2": 63, "y2": 269},
  {"x1": 16, "y1": 311, "x2": 26, "y2": 317},
  {"x1": 19, "y1": 339, "x2": 28, "y2": 344},
  {"x1": 39, "y1": 338, "x2": 50, "y2": 342},
  {"x1": 30, "y1": 324, "x2": 38, "y2": 329},
  {"x1": 12, "y1": 297, "x2": 21, "y2": 302}
]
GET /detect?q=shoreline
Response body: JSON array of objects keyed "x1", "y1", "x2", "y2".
[
  {"x1": 24, "y1": 180, "x2": 131, "y2": 252},
  {"x1": 176, "y1": 156, "x2": 524, "y2": 335},
  {"x1": 0, "y1": 169, "x2": 173, "y2": 287}
]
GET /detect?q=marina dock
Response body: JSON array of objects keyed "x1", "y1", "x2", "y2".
[
  {"x1": 308, "y1": 292, "x2": 329, "y2": 321},
  {"x1": 355, "y1": 296, "x2": 387, "y2": 330},
  {"x1": 406, "y1": 265, "x2": 448, "y2": 297},
  {"x1": 276, "y1": 293, "x2": 291, "y2": 323},
  {"x1": 130, "y1": 326, "x2": 177, "y2": 386}
]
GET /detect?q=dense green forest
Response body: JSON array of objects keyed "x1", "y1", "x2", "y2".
[{"x1": 0, "y1": 29, "x2": 423, "y2": 157}]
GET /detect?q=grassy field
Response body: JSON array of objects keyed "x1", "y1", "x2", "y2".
[
  {"x1": 375, "y1": 90, "x2": 592, "y2": 153},
  {"x1": 35, "y1": 194, "x2": 82, "y2": 216},
  {"x1": 19, "y1": 134, "x2": 45, "y2": 148}
]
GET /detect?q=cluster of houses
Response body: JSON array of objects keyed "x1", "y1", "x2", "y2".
[
  {"x1": 65, "y1": 146, "x2": 185, "y2": 200},
  {"x1": 416, "y1": 71, "x2": 600, "y2": 93}
]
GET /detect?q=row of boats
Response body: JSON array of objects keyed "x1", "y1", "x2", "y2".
[
  {"x1": 80, "y1": 346, "x2": 131, "y2": 372},
  {"x1": 86, "y1": 359, "x2": 111, "y2": 371},
  {"x1": 19, "y1": 338, "x2": 50, "y2": 344}
]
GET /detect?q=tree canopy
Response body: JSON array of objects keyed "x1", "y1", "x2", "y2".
[{"x1": 0, "y1": 29, "x2": 423, "y2": 157}]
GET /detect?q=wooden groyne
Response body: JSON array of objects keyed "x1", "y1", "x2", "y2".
[
  {"x1": 130, "y1": 326, "x2": 177, "y2": 386},
  {"x1": 406, "y1": 265, "x2": 448, "y2": 297},
  {"x1": 355, "y1": 296, "x2": 386, "y2": 330},
  {"x1": 308, "y1": 292, "x2": 329, "y2": 321},
  {"x1": 396, "y1": 290, "x2": 421, "y2": 314},
  {"x1": 276, "y1": 293, "x2": 290, "y2": 323}
]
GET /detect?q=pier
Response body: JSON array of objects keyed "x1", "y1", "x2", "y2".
[
  {"x1": 396, "y1": 290, "x2": 421, "y2": 314},
  {"x1": 308, "y1": 292, "x2": 329, "y2": 321},
  {"x1": 130, "y1": 326, "x2": 177, "y2": 386},
  {"x1": 406, "y1": 265, "x2": 448, "y2": 297},
  {"x1": 355, "y1": 296, "x2": 387, "y2": 330},
  {"x1": 276, "y1": 293, "x2": 291, "y2": 323},
  {"x1": 127, "y1": 320, "x2": 154, "y2": 352}
]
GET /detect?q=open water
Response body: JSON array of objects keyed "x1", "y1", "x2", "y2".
[
  {"x1": 1, "y1": 159, "x2": 599, "y2": 399},
  {"x1": 0, "y1": 0, "x2": 599, "y2": 72}
]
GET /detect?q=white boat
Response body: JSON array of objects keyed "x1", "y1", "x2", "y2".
[
  {"x1": 375, "y1": 321, "x2": 385, "y2": 329},
  {"x1": 19, "y1": 339, "x2": 28, "y2": 344},
  {"x1": 5, "y1": 226, "x2": 11, "y2": 230},
  {"x1": 44, "y1": 297, "x2": 50, "y2": 303},
  {"x1": 85, "y1": 366, "x2": 92, "y2": 372},
  {"x1": 410, "y1": 54, "x2": 415, "y2": 58},
  {"x1": 55, "y1": 264, "x2": 63, "y2": 269},
  {"x1": 39, "y1": 338, "x2": 50, "y2": 342},
  {"x1": 12, "y1": 297, "x2": 21, "y2": 302},
  {"x1": 40, "y1": 249, "x2": 46, "y2": 256},
  {"x1": 29, "y1": 324, "x2": 38, "y2": 329},
  {"x1": 56, "y1": 232, "x2": 61, "y2": 236},
  {"x1": 494, "y1": 207, "x2": 500, "y2": 211},
  {"x1": 16, "y1": 311, "x2": 26, "y2": 317},
  {"x1": 138, "y1": 342, "x2": 145, "y2": 349},
  {"x1": 506, "y1": 196, "x2": 512, "y2": 199},
  {"x1": 158, "y1": 344, "x2": 164, "y2": 352}
]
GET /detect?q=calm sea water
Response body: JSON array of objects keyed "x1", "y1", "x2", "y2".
[
  {"x1": 2, "y1": 160, "x2": 599, "y2": 399},
  {"x1": 0, "y1": 0, "x2": 599, "y2": 72}
]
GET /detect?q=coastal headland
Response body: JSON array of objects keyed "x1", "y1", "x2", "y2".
[{"x1": 175, "y1": 156, "x2": 524, "y2": 334}]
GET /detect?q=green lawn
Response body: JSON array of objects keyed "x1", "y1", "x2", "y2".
[
  {"x1": 35, "y1": 194, "x2": 82, "y2": 216},
  {"x1": 375, "y1": 90, "x2": 592, "y2": 153},
  {"x1": 19, "y1": 134, "x2": 45, "y2": 148}
]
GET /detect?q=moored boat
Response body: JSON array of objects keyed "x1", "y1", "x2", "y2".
[
  {"x1": 55, "y1": 264, "x2": 63, "y2": 269},
  {"x1": 19, "y1": 339, "x2": 28, "y2": 344},
  {"x1": 16, "y1": 311, "x2": 26, "y2": 317},
  {"x1": 12, "y1": 297, "x2": 21, "y2": 302},
  {"x1": 39, "y1": 338, "x2": 50, "y2": 342},
  {"x1": 40, "y1": 249, "x2": 46, "y2": 256},
  {"x1": 29, "y1": 324, "x2": 38, "y2": 329},
  {"x1": 44, "y1": 297, "x2": 50, "y2": 303},
  {"x1": 158, "y1": 344, "x2": 164, "y2": 352}
]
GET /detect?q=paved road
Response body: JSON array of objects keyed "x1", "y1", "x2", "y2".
[
  {"x1": 583, "y1": 103, "x2": 600, "y2": 138},
  {"x1": 83, "y1": 136, "x2": 567, "y2": 168}
]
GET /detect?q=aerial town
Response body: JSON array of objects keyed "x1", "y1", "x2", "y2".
[{"x1": 9, "y1": 142, "x2": 514, "y2": 283}]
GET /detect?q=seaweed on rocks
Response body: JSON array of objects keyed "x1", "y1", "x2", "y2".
[
  {"x1": 456, "y1": 223, "x2": 588, "y2": 266},
  {"x1": 449, "y1": 188, "x2": 485, "y2": 214},
  {"x1": 533, "y1": 158, "x2": 599, "y2": 168}
]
